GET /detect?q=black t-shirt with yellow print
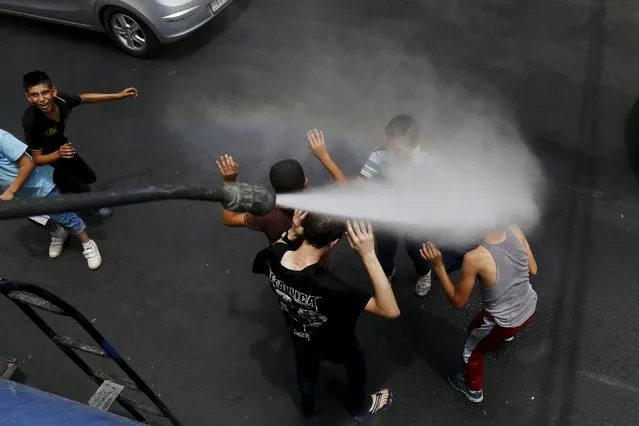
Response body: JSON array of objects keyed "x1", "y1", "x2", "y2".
[{"x1": 22, "y1": 93, "x2": 82, "y2": 156}]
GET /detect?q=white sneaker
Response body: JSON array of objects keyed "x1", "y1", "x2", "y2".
[
  {"x1": 49, "y1": 228, "x2": 69, "y2": 259},
  {"x1": 82, "y1": 240, "x2": 102, "y2": 270},
  {"x1": 415, "y1": 271, "x2": 432, "y2": 296}
]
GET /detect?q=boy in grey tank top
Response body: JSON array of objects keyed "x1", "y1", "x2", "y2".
[{"x1": 420, "y1": 225, "x2": 538, "y2": 403}]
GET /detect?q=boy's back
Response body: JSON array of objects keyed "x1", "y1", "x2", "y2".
[
  {"x1": 246, "y1": 208, "x2": 293, "y2": 244},
  {"x1": 253, "y1": 243, "x2": 370, "y2": 347},
  {"x1": 251, "y1": 213, "x2": 397, "y2": 421}
]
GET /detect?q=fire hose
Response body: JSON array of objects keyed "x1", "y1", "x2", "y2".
[{"x1": 0, "y1": 182, "x2": 277, "y2": 220}]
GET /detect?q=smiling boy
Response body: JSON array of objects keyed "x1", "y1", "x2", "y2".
[{"x1": 21, "y1": 70, "x2": 138, "y2": 218}]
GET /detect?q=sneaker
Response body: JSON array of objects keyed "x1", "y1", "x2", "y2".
[
  {"x1": 49, "y1": 228, "x2": 69, "y2": 259},
  {"x1": 446, "y1": 371, "x2": 483, "y2": 403},
  {"x1": 93, "y1": 208, "x2": 113, "y2": 218},
  {"x1": 504, "y1": 336, "x2": 515, "y2": 342},
  {"x1": 353, "y1": 389, "x2": 393, "y2": 423},
  {"x1": 415, "y1": 270, "x2": 432, "y2": 296},
  {"x1": 386, "y1": 267, "x2": 396, "y2": 283},
  {"x1": 82, "y1": 240, "x2": 102, "y2": 270}
]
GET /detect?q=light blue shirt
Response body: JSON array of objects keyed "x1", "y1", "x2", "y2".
[
  {"x1": 0, "y1": 129, "x2": 55, "y2": 198},
  {"x1": 360, "y1": 145, "x2": 426, "y2": 180}
]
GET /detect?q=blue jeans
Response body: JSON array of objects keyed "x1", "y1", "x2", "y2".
[
  {"x1": 376, "y1": 232, "x2": 466, "y2": 277},
  {"x1": 45, "y1": 189, "x2": 86, "y2": 234}
]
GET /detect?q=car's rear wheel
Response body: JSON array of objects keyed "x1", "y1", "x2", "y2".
[{"x1": 102, "y1": 7, "x2": 161, "y2": 58}]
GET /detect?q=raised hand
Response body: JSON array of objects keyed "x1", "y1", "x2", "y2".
[
  {"x1": 216, "y1": 154, "x2": 239, "y2": 183},
  {"x1": 307, "y1": 129, "x2": 329, "y2": 160},
  {"x1": 346, "y1": 220, "x2": 375, "y2": 257},
  {"x1": 291, "y1": 209, "x2": 308, "y2": 237}
]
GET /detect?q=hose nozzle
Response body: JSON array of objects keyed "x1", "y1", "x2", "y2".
[{"x1": 222, "y1": 183, "x2": 276, "y2": 216}]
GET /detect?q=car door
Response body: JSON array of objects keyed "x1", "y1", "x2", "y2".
[{"x1": 0, "y1": 0, "x2": 96, "y2": 27}]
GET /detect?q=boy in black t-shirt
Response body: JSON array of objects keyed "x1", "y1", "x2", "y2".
[
  {"x1": 21, "y1": 70, "x2": 138, "y2": 219},
  {"x1": 253, "y1": 212, "x2": 399, "y2": 422}
]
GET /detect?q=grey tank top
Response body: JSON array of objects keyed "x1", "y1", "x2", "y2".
[{"x1": 479, "y1": 229, "x2": 537, "y2": 327}]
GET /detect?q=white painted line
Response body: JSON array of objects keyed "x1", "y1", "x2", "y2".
[{"x1": 579, "y1": 371, "x2": 639, "y2": 394}]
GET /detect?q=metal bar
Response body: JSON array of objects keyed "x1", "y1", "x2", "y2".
[
  {"x1": 7, "y1": 299, "x2": 148, "y2": 423},
  {"x1": 7, "y1": 291, "x2": 65, "y2": 314},
  {"x1": 0, "y1": 281, "x2": 181, "y2": 425},
  {"x1": 55, "y1": 336, "x2": 107, "y2": 357},
  {"x1": 117, "y1": 395, "x2": 164, "y2": 417},
  {"x1": 1, "y1": 357, "x2": 18, "y2": 379},
  {"x1": 93, "y1": 369, "x2": 138, "y2": 391},
  {"x1": 88, "y1": 380, "x2": 125, "y2": 411},
  {"x1": 100, "y1": 339, "x2": 181, "y2": 424}
]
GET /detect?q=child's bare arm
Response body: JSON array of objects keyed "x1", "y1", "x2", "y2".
[{"x1": 307, "y1": 129, "x2": 347, "y2": 183}]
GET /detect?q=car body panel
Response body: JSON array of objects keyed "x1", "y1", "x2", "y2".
[
  {"x1": 0, "y1": 0, "x2": 233, "y2": 44},
  {"x1": 0, "y1": 1, "x2": 96, "y2": 28},
  {"x1": 96, "y1": 0, "x2": 226, "y2": 43}
]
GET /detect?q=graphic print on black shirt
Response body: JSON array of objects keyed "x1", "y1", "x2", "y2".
[
  {"x1": 268, "y1": 266, "x2": 328, "y2": 341},
  {"x1": 253, "y1": 243, "x2": 371, "y2": 348},
  {"x1": 22, "y1": 93, "x2": 83, "y2": 155}
]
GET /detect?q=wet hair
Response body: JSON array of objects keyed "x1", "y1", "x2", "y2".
[
  {"x1": 301, "y1": 214, "x2": 346, "y2": 249},
  {"x1": 269, "y1": 159, "x2": 306, "y2": 194},
  {"x1": 385, "y1": 114, "x2": 419, "y2": 145},
  {"x1": 23, "y1": 71, "x2": 53, "y2": 92}
]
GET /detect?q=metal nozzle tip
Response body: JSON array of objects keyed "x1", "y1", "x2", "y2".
[{"x1": 222, "y1": 183, "x2": 276, "y2": 216}]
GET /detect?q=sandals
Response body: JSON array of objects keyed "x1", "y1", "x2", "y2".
[{"x1": 353, "y1": 389, "x2": 393, "y2": 423}]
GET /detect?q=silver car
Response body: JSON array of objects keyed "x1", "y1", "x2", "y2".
[{"x1": 0, "y1": 0, "x2": 233, "y2": 57}]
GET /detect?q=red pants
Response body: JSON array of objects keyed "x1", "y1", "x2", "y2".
[{"x1": 463, "y1": 310, "x2": 535, "y2": 391}]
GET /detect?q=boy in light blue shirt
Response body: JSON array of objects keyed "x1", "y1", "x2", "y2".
[
  {"x1": 359, "y1": 114, "x2": 434, "y2": 296},
  {"x1": 0, "y1": 129, "x2": 102, "y2": 270},
  {"x1": 360, "y1": 115, "x2": 467, "y2": 296}
]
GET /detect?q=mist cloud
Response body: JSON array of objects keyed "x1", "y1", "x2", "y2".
[{"x1": 163, "y1": 17, "x2": 545, "y2": 245}]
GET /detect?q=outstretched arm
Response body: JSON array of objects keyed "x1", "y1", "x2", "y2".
[
  {"x1": 421, "y1": 242, "x2": 477, "y2": 309},
  {"x1": 307, "y1": 129, "x2": 347, "y2": 183},
  {"x1": 80, "y1": 88, "x2": 138, "y2": 104}
]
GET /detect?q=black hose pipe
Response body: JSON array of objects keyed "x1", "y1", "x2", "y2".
[{"x1": 0, "y1": 182, "x2": 276, "y2": 220}]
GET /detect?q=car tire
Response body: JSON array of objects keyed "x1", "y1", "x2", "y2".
[{"x1": 102, "y1": 7, "x2": 161, "y2": 58}]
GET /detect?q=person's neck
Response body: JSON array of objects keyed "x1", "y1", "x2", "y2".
[
  {"x1": 283, "y1": 242, "x2": 325, "y2": 271},
  {"x1": 44, "y1": 103, "x2": 59, "y2": 120},
  {"x1": 482, "y1": 229, "x2": 507, "y2": 245}
]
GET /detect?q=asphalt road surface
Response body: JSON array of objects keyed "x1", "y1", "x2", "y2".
[{"x1": 1, "y1": 0, "x2": 639, "y2": 425}]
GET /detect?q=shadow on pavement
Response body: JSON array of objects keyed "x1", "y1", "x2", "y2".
[{"x1": 534, "y1": 0, "x2": 605, "y2": 424}]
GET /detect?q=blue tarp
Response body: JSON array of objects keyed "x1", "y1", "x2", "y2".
[{"x1": 0, "y1": 379, "x2": 140, "y2": 425}]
